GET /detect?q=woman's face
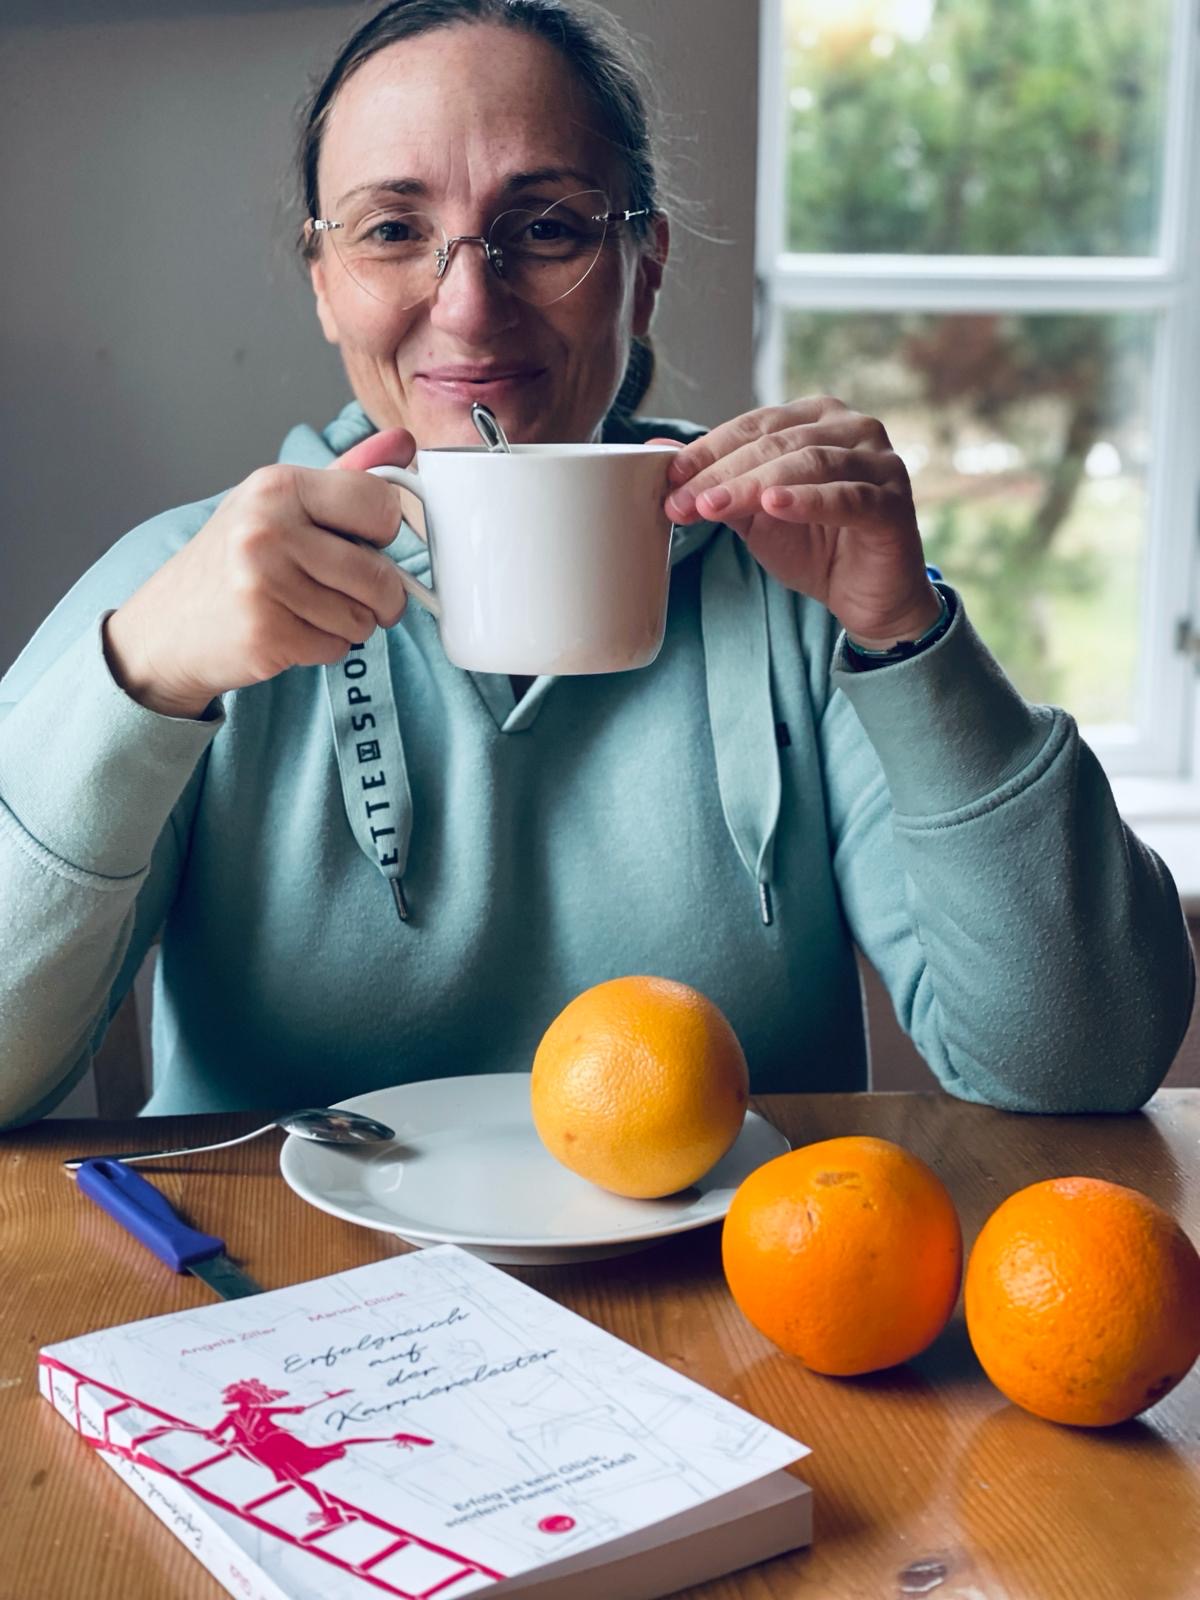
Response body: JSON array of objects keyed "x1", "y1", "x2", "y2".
[{"x1": 309, "y1": 23, "x2": 668, "y2": 446}]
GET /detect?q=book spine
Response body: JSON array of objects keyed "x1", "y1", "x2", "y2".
[{"x1": 38, "y1": 1358, "x2": 290, "y2": 1600}]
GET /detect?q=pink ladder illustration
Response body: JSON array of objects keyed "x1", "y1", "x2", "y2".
[{"x1": 41, "y1": 1356, "x2": 505, "y2": 1599}]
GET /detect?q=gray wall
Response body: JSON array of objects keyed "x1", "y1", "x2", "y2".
[{"x1": 0, "y1": 0, "x2": 759, "y2": 672}]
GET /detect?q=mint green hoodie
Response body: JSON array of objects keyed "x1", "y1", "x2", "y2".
[{"x1": 0, "y1": 403, "x2": 1192, "y2": 1126}]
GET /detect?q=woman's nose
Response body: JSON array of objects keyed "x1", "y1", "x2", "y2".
[{"x1": 428, "y1": 238, "x2": 519, "y2": 337}]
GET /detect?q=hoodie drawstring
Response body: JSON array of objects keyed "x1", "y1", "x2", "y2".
[
  {"x1": 324, "y1": 631, "x2": 415, "y2": 921},
  {"x1": 699, "y1": 530, "x2": 782, "y2": 925}
]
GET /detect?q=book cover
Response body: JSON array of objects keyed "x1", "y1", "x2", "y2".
[{"x1": 39, "y1": 1244, "x2": 811, "y2": 1598}]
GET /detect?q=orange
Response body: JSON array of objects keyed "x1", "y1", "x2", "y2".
[
  {"x1": 964, "y1": 1176, "x2": 1200, "y2": 1427},
  {"x1": 721, "y1": 1136, "x2": 962, "y2": 1376},
  {"x1": 530, "y1": 976, "x2": 749, "y2": 1198}
]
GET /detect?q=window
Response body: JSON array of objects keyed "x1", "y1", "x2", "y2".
[{"x1": 756, "y1": 0, "x2": 1200, "y2": 779}]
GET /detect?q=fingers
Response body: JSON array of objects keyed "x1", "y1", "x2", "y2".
[
  {"x1": 666, "y1": 399, "x2": 844, "y2": 489},
  {"x1": 676, "y1": 415, "x2": 892, "y2": 499},
  {"x1": 118, "y1": 447, "x2": 417, "y2": 708},
  {"x1": 666, "y1": 443, "x2": 905, "y2": 524},
  {"x1": 756, "y1": 479, "x2": 916, "y2": 535},
  {"x1": 270, "y1": 562, "x2": 383, "y2": 650},
  {"x1": 216, "y1": 462, "x2": 411, "y2": 688},
  {"x1": 240, "y1": 463, "x2": 405, "y2": 550},
  {"x1": 331, "y1": 427, "x2": 417, "y2": 473},
  {"x1": 290, "y1": 522, "x2": 408, "y2": 629},
  {"x1": 664, "y1": 401, "x2": 900, "y2": 511},
  {"x1": 237, "y1": 597, "x2": 368, "y2": 681},
  {"x1": 286, "y1": 617, "x2": 369, "y2": 670}
]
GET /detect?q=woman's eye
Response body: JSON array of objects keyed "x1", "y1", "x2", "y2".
[
  {"x1": 366, "y1": 218, "x2": 426, "y2": 246},
  {"x1": 510, "y1": 219, "x2": 582, "y2": 251}
]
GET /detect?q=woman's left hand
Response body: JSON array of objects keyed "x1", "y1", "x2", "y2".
[{"x1": 659, "y1": 396, "x2": 941, "y2": 648}]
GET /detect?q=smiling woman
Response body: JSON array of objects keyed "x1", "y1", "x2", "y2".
[
  {"x1": 298, "y1": 9, "x2": 666, "y2": 446},
  {"x1": 0, "y1": 0, "x2": 1193, "y2": 1131}
]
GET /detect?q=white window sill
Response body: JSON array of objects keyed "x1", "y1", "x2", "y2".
[{"x1": 1113, "y1": 776, "x2": 1200, "y2": 914}]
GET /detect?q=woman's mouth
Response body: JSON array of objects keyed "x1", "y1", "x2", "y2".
[{"x1": 415, "y1": 365, "x2": 546, "y2": 402}]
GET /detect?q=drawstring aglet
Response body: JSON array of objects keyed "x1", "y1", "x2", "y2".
[
  {"x1": 390, "y1": 877, "x2": 411, "y2": 923},
  {"x1": 758, "y1": 881, "x2": 774, "y2": 926}
]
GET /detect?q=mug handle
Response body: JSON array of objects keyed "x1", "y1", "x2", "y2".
[{"x1": 367, "y1": 464, "x2": 441, "y2": 619}]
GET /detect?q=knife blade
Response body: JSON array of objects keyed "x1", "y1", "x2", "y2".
[{"x1": 74, "y1": 1158, "x2": 263, "y2": 1300}]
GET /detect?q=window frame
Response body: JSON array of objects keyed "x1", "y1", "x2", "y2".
[{"x1": 755, "y1": 0, "x2": 1200, "y2": 780}]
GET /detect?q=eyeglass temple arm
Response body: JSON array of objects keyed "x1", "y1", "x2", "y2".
[
  {"x1": 591, "y1": 207, "x2": 652, "y2": 224},
  {"x1": 311, "y1": 210, "x2": 648, "y2": 231}
]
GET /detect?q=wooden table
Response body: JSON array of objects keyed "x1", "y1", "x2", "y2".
[{"x1": 2, "y1": 1092, "x2": 1198, "y2": 1600}]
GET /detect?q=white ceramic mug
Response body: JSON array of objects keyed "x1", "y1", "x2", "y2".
[{"x1": 369, "y1": 444, "x2": 676, "y2": 675}]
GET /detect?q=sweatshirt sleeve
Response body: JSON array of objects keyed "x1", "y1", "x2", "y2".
[
  {"x1": 821, "y1": 588, "x2": 1195, "y2": 1113},
  {"x1": 0, "y1": 500, "x2": 224, "y2": 1127}
]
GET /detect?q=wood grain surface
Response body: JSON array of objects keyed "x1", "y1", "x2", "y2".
[{"x1": 2, "y1": 1092, "x2": 1197, "y2": 1600}]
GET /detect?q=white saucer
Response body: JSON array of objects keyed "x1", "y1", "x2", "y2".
[{"x1": 279, "y1": 1073, "x2": 790, "y2": 1265}]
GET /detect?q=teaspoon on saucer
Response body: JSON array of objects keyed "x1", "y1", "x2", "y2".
[{"x1": 62, "y1": 1106, "x2": 394, "y2": 1171}]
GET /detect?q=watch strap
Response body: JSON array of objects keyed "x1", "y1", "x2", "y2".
[{"x1": 844, "y1": 583, "x2": 954, "y2": 668}]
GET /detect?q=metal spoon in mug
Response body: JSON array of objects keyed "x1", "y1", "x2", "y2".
[
  {"x1": 471, "y1": 401, "x2": 512, "y2": 453},
  {"x1": 62, "y1": 1106, "x2": 394, "y2": 1171}
]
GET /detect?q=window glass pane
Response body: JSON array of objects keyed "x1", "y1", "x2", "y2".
[
  {"x1": 784, "y1": 0, "x2": 1173, "y2": 256},
  {"x1": 784, "y1": 311, "x2": 1155, "y2": 722}
]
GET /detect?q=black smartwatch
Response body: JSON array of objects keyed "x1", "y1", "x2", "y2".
[{"x1": 844, "y1": 583, "x2": 954, "y2": 670}]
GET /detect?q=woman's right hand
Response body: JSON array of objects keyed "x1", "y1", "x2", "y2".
[{"x1": 103, "y1": 428, "x2": 416, "y2": 719}]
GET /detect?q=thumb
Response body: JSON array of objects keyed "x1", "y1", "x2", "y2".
[{"x1": 329, "y1": 426, "x2": 417, "y2": 472}]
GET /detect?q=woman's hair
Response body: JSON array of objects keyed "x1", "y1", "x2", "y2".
[
  {"x1": 295, "y1": 0, "x2": 663, "y2": 419},
  {"x1": 222, "y1": 1378, "x2": 287, "y2": 1404}
]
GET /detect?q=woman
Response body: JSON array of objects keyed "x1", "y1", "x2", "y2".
[
  {"x1": 209, "y1": 1380, "x2": 432, "y2": 1527},
  {"x1": 0, "y1": 0, "x2": 1191, "y2": 1126}
]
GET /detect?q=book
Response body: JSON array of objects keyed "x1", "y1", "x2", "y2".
[{"x1": 39, "y1": 1243, "x2": 812, "y2": 1599}]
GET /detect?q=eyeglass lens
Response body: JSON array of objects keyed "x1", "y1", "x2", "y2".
[{"x1": 321, "y1": 190, "x2": 613, "y2": 309}]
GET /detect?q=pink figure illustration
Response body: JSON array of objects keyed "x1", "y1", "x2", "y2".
[
  {"x1": 42, "y1": 1356, "x2": 505, "y2": 1595},
  {"x1": 137, "y1": 1377, "x2": 434, "y2": 1528}
]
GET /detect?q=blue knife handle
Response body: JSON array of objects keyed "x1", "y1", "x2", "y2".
[{"x1": 76, "y1": 1159, "x2": 225, "y2": 1273}]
